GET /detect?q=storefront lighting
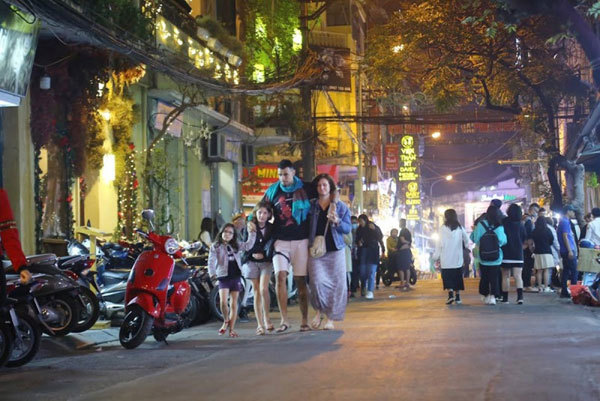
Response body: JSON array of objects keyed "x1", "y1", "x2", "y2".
[
  {"x1": 393, "y1": 44, "x2": 405, "y2": 53},
  {"x1": 101, "y1": 154, "x2": 116, "y2": 182},
  {"x1": 432, "y1": 131, "x2": 441, "y2": 139},
  {"x1": 445, "y1": 175, "x2": 453, "y2": 181}
]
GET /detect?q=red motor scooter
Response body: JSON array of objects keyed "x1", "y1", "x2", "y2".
[{"x1": 119, "y1": 209, "x2": 192, "y2": 349}]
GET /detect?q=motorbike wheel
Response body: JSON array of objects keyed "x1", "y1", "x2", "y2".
[
  {"x1": 6, "y1": 314, "x2": 41, "y2": 368},
  {"x1": 409, "y1": 267, "x2": 418, "y2": 285},
  {"x1": 152, "y1": 327, "x2": 168, "y2": 343},
  {"x1": 181, "y1": 296, "x2": 199, "y2": 328},
  {"x1": 72, "y1": 286, "x2": 100, "y2": 333},
  {"x1": 209, "y1": 287, "x2": 242, "y2": 321},
  {"x1": 382, "y1": 273, "x2": 393, "y2": 287},
  {"x1": 193, "y1": 296, "x2": 211, "y2": 325},
  {"x1": 0, "y1": 321, "x2": 14, "y2": 368},
  {"x1": 119, "y1": 305, "x2": 153, "y2": 349},
  {"x1": 40, "y1": 294, "x2": 81, "y2": 336}
]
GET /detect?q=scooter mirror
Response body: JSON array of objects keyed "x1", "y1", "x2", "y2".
[{"x1": 141, "y1": 209, "x2": 155, "y2": 221}]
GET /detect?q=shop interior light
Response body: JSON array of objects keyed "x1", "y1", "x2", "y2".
[
  {"x1": 101, "y1": 154, "x2": 116, "y2": 182},
  {"x1": 432, "y1": 131, "x2": 441, "y2": 139},
  {"x1": 99, "y1": 109, "x2": 111, "y2": 121}
]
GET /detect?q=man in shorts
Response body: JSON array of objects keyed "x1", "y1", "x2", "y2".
[{"x1": 261, "y1": 160, "x2": 315, "y2": 332}]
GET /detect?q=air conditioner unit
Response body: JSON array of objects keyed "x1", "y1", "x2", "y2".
[
  {"x1": 242, "y1": 144, "x2": 255, "y2": 166},
  {"x1": 208, "y1": 131, "x2": 226, "y2": 161}
]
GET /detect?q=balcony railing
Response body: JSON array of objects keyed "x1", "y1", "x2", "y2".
[{"x1": 309, "y1": 31, "x2": 350, "y2": 49}]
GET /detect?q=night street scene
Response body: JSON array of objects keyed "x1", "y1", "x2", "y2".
[{"x1": 1, "y1": 0, "x2": 600, "y2": 400}]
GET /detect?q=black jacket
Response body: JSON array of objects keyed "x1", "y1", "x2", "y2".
[
  {"x1": 502, "y1": 218, "x2": 526, "y2": 261},
  {"x1": 242, "y1": 222, "x2": 274, "y2": 264},
  {"x1": 531, "y1": 226, "x2": 554, "y2": 255}
]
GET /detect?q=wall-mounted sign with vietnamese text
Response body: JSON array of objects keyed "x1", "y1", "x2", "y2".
[{"x1": 399, "y1": 135, "x2": 421, "y2": 220}]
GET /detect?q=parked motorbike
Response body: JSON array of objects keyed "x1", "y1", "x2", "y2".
[
  {"x1": 2, "y1": 282, "x2": 42, "y2": 368},
  {"x1": 4, "y1": 255, "x2": 82, "y2": 336},
  {"x1": 119, "y1": 209, "x2": 194, "y2": 349},
  {"x1": 380, "y1": 255, "x2": 418, "y2": 287}
]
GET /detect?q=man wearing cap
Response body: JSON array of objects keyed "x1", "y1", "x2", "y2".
[
  {"x1": 583, "y1": 207, "x2": 600, "y2": 246},
  {"x1": 261, "y1": 159, "x2": 316, "y2": 332},
  {"x1": 557, "y1": 205, "x2": 579, "y2": 298}
]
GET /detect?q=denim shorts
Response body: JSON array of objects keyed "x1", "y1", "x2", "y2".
[{"x1": 217, "y1": 277, "x2": 242, "y2": 292}]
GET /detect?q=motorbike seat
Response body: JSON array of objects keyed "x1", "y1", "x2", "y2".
[
  {"x1": 57, "y1": 255, "x2": 85, "y2": 268},
  {"x1": 170, "y1": 263, "x2": 191, "y2": 283}
]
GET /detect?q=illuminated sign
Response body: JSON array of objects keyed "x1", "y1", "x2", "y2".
[{"x1": 399, "y1": 135, "x2": 421, "y2": 220}]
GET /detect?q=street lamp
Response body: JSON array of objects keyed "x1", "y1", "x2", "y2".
[
  {"x1": 432, "y1": 131, "x2": 441, "y2": 139},
  {"x1": 429, "y1": 175, "x2": 453, "y2": 218}
]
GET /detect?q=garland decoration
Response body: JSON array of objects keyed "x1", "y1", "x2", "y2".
[{"x1": 116, "y1": 143, "x2": 139, "y2": 241}]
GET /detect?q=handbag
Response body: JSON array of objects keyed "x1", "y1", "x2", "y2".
[{"x1": 310, "y1": 220, "x2": 330, "y2": 259}]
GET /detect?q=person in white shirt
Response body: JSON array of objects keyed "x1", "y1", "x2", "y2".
[
  {"x1": 433, "y1": 209, "x2": 470, "y2": 305},
  {"x1": 584, "y1": 208, "x2": 600, "y2": 246}
]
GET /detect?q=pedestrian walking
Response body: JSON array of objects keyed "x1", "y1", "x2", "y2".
[
  {"x1": 546, "y1": 216, "x2": 560, "y2": 291},
  {"x1": 531, "y1": 216, "x2": 555, "y2": 293},
  {"x1": 208, "y1": 222, "x2": 256, "y2": 337},
  {"x1": 242, "y1": 201, "x2": 275, "y2": 336},
  {"x1": 197, "y1": 217, "x2": 215, "y2": 250},
  {"x1": 356, "y1": 214, "x2": 384, "y2": 299},
  {"x1": 583, "y1": 207, "x2": 600, "y2": 246},
  {"x1": 500, "y1": 204, "x2": 526, "y2": 304},
  {"x1": 433, "y1": 209, "x2": 469, "y2": 304},
  {"x1": 523, "y1": 203, "x2": 540, "y2": 291},
  {"x1": 307, "y1": 174, "x2": 351, "y2": 330},
  {"x1": 557, "y1": 205, "x2": 579, "y2": 298},
  {"x1": 471, "y1": 205, "x2": 507, "y2": 305},
  {"x1": 261, "y1": 159, "x2": 316, "y2": 333},
  {"x1": 349, "y1": 216, "x2": 360, "y2": 297}
]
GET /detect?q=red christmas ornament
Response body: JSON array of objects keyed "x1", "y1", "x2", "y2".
[
  {"x1": 65, "y1": 194, "x2": 73, "y2": 203},
  {"x1": 128, "y1": 143, "x2": 135, "y2": 150},
  {"x1": 133, "y1": 179, "x2": 139, "y2": 189}
]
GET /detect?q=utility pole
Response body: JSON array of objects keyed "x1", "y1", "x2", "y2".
[
  {"x1": 356, "y1": 66, "x2": 364, "y2": 212},
  {"x1": 299, "y1": 1, "x2": 315, "y2": 180}
]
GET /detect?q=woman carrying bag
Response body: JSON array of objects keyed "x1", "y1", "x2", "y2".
[{"x1": 307, "y1": 174, "x2": 351, "y2": 331}]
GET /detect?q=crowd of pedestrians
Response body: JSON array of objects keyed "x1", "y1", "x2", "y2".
[{"x1": 433, "y1": 200, "x2": 585, "y2": 305}]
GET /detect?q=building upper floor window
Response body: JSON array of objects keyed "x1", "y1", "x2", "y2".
[{"x1": 326, "y1": 2, "x2": 350, "y2": 27}]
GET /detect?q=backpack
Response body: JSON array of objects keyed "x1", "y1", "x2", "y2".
[{"x1": 479, "y1": 221, "x2": 500, "y2": 262}]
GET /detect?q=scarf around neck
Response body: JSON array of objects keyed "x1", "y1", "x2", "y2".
[{"x1": 265, "y1": 176, "x2": 310, "y2": 225}]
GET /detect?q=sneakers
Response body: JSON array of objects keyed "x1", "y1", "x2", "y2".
[
  {"x1": 517, "y1": 298, "x2": 524, "y2": 304},
  {"x1": 481, "y1": 295, "x2": 487, "y2": 304},
  {"x1": 446, "y1": 291, "x2": 455, "y2": 305},
  {"x1": 365, "y1": 291, "x2": 374, "y2": 300},
  {"x1": 488, "y1": 295, "x2": 496, "y2": 305},
  {"x1": 455, "y1": 293, "x2": 462, "y2": 304},
  {"x1": 360, "y1": 288, "x2": 366, "y2": 297},
  {"x1": 543, "y1": 287, "x2": 553, "y2": 293}
]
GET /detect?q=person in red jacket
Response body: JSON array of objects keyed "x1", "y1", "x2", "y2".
[{"x1": 0, "y1": 188, "x2": 31, "y2": 301}]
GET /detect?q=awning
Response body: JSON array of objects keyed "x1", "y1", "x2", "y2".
[{"x1": 148, "y1": 89, "x2": 254, "y2": 141}]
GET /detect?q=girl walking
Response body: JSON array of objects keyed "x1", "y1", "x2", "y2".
[
  {"x1": 208, "y1": 222, "x2": 256, "y2": 337},
  {"x1": 307, "y1": 174, "x2": 351, "y2": 330},
  {"x1": 433, "y1": 209, "x2": 469, "y2": 304},
  {"x1": 242, "y1": 201, "x2": 275, "y2": 335},
  {"x1": 356, "y1": 214, "x2": 384, "y2": 299},
  {"x1": 501, "y1": 204, "x2": 527, "y2": 304},
  {"x1": 531, "y1": 216, "x2": 555, "y2": 292},
  {"x1": 471, "y1": 205, "x2": 507, "y2": 305}
]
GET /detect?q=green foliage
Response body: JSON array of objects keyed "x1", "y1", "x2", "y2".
[
  {"x1": 364, "y1": 0, "x2": 590, "y2": 129},
  {"x1": 587, "y1": 2, "x2": 600, "y2": 19},
  {"x1": 83, "y1": 0, "x2": 154, "y2": 41},
  {"x1": 588, "y1": 172, "x2": 599, "y2": 188},
  {"x1": 195, "y1": 15, "x2": 244, "y2": 56},
  {"x1": 242, "y1": 0, "x2": 301, "y2": 81}
]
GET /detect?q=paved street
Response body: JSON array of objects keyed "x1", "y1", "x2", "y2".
[{"x1": 2, "y1": 278, "x2": 600, "y2": 401}]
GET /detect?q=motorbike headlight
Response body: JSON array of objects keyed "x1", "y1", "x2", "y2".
[{"x1": 164, "y1": 238, "x2": 179, "y2": 255}]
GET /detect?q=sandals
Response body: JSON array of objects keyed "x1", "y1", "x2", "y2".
[
  {"x1": 256, "y1": 326, "x2": 266, "y2": 336},
  {"x1": 310, "y1": 315, "x2": 323, "y2": 330},
  {"x1": 218, "y1": 321, "x2": 229, "y2": 336},
  {"x1": 266, "y1": 323, "x2": 275, "y2": 332},
  {"x1": 229, "y1": 329, "x2": 239, "y2": 338},
  {"x1": 300, "y1": 324, "x2": 311, "y2": 332},
  {"x1": 275, "y1": 323, "x2": 290, "y2": 333}
]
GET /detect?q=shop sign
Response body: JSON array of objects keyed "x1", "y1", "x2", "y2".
[
  {"x1": 406, "y1": 205, "x2": 420, "y2": 220},
  {"x1": 384, "y1": 144, "x2": 399, "y2": 171},
  {"x1": 398, "y1": 135, "x2": 418, "y2": 181},
  {"x1": 480, "y1": 194, "x2": 517, "y2": 202},
  {"x1": 405, "y1": 181, "x2": 421, "y2": 206}
]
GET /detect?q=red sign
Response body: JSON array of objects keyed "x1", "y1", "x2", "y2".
[
  {"x1": 242, "y1": 165, "x2": 279, "y2": 205},
  {"x1": 384, "y1": 144, "x2": 399, "y2": 171}
]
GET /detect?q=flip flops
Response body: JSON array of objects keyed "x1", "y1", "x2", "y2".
[{"x1": 275, "y1": 323, "x2": 290, "y2": 333}]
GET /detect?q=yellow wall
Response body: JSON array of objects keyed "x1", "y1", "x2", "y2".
[{"x1": 2, "y1": 92, "x2": 36, "y2": 254}]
